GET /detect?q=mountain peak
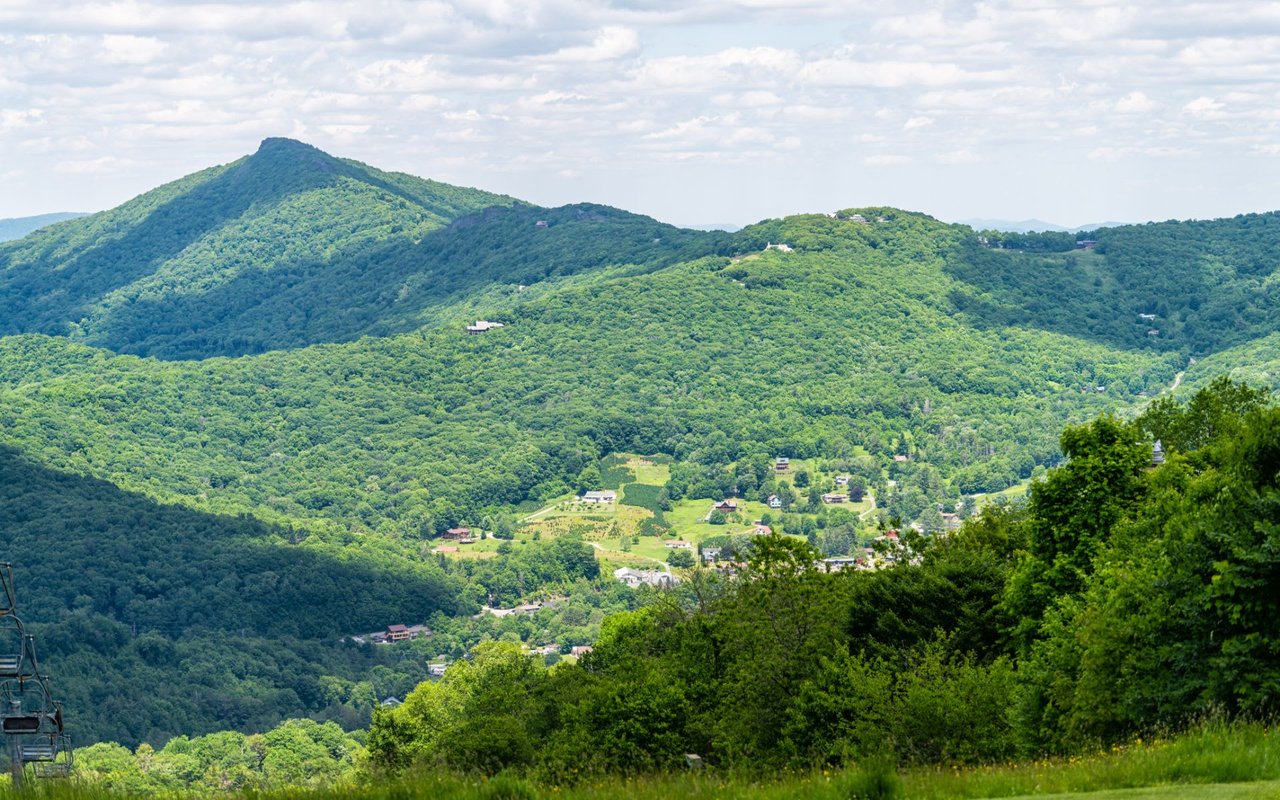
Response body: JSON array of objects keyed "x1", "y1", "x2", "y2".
[
  {"x1": 256, "y1": 136, "x2": 322, "y2": 154},
  {"x1": 251, "y1": 137, "x2": 339, "y2": 174}
]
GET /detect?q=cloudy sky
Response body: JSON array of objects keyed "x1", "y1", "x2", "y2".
[{"x1": 3, "y1": 0, "x2": 1280, "y2": 228}]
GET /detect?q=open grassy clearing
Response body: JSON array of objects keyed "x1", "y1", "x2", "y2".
[
  {"x1": 621, "y1": 454, "x2": 671, "y2": 487},
  {"x1": 971, "y1": 479, "x2": 1032, "y2": 509}
]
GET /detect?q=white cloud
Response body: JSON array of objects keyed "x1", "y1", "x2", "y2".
[
  {"x1": 1183, "y1": 96, "x2": 1225, "y2": 119},
  {"x1": 3, "y1": 0, "x2": 1280, "y2": 225},
  {"x1": 100, "y1": 34, "x2": 167, "y2": 64},
  {"x1": 1114, "y1": 91, "x2": 1156, "y2": 113},
  {"x1": 541, "y1": 26, "x2": 639, "y2": 63}
]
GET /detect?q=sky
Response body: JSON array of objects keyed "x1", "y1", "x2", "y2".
[{"x1": 2, "y1": 0, "x2": 1280, "y2": 229}]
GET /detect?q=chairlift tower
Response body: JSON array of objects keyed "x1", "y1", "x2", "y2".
[{"x1": 0, "y1": 563, "x2": 73, "y2": 786}]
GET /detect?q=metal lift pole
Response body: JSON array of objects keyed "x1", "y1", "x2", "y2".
[{"x1": 7, "y1": 700, "x2": 22, "y2": 790}]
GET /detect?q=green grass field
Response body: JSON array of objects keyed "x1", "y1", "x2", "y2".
[{"x1": 296, "y1": 722, "x2": 1280, "y2": 800}]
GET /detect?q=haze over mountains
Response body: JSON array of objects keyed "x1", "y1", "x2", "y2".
[
  {"x1": 2, "y1": 138, "x2": 1279, "y2": 747},
  {"x1": 0, "y1": 212, "x2": 87, "y2": 242},
  {"x1": 958, "y1": 217, "x2": 1132, "y2": 234}
]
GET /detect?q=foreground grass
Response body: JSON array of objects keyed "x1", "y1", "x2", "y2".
[
  {"x1": 903, "y1": 723, "x2": 1280, "y2": 800},
  {"x1": 4, "y1": 723, "x2": 1278, "y2": 799}
]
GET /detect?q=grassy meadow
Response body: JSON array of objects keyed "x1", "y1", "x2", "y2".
[
  {"x1": 21, "y1": 721, "x2": 1274, "y2": 800},
  {"x1": 290, "y1": 723, "x2": 1280, "y2": 800}
]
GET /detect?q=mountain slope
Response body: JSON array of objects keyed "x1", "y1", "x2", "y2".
[
  {"x1": 0, "y1": 139, "x2": 729, "y2": 359},
  {"x1": 0, "y1": 212, "x2": 87, "y2": 242},
  {"x1": 0, "y1": 444, "x2": 468, "y2": 746},
  {"x1": 0, "y1": 209, "x2": 1182, "y2": 543},
  {"x1": 947, "y1": 213, "x2": 1280, "y2": 355}
]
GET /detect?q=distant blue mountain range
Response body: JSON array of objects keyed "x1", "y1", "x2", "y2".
[
  {"x1": 0, "y1": 212, "x2": 88, "y2": 242},
  {"x1": 958, "y1": 217, "x2": 1131, "y2": 234}
]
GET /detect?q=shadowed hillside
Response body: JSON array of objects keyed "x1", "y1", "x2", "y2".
[{"x1": 0, "y1": 444, "x2": 467, "y2": 746}]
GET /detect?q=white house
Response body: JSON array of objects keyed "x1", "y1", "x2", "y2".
[
  {"x1": 466, "y1": 320, "x2": 506, "y2": 334},
  {"x1": 581, "y1": 490, "x2": 617, "y2": 504},
  {"x1": 614, "y1": 567, "x2": 680, "y2": 588}
]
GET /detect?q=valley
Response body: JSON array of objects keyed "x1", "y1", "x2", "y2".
[{"x1": 1, "y1": 140, "x2": 1279, "y2": 794}]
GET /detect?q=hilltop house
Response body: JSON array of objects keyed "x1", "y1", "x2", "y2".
[
  {"x1": 835, "y1": 475, "x2": 850, "y2": 486},
  {"x1": 775, "y1": 457, "x2": 790, "y2": 472},
  {"x1": 442, "y1": 527, "x2": 472, "y2": 541},
  {"x1": 466, "y1": 320, "x2": 505, "y2": 334},
  {"x1": 753, "y1": 525, "x2": 771, "y2": 535},
  {"x1": 767, "y1": 494, "x2": 782, "y2": 508},
  {"x1": 822, "y1": 493, "x2": 849, "y2": 504},
  {"x1": 701, "y1": 546, "x2": 723, "y2": 562},
  {"x1": 581, "y1": 490, "x2": 617, "y2": 504},
  {"x1": 713, "y1": 499, "x2": 738, "y2": 513},
  {"x1": 665, "y1": 540, "x2": 693, "y2": 549}
]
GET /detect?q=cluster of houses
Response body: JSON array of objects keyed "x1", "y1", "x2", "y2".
[
  {"x1": 613, "y1": 567, "x2": 681, "y2": 588},
  {"x1": 483, "y1": 601, "x2": 544, "y2": 618},
  {"x1": 524, "y1": 644, "x2": 594, "y2": 657}
]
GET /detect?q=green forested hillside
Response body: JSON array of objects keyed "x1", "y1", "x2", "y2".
[
  {"x1": 0, "y1": 139, "x2": 728, "y2": 359},
  {"x1": 956, "y1": 213, "x2": 1280, "y2": 354},
  {"x1": 0, "y1": 443, "x2": 615, "y2": 747},
  {"x1": 0, "y1": 209, "x2": 1182, "y2": 542}
]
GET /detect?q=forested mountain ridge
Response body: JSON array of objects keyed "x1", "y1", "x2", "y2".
[
  {"x1": 956, "y1": 212, "x2": 1280, "y2": 356},
  {"x1": 0, "y1": 139, "x2": 730, "y2": 359}
]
